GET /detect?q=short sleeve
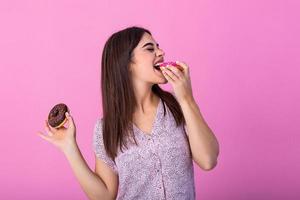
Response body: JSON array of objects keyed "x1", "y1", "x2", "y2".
[{"x1": 92, "y1": 118, "x2": 118, "y2": 174}]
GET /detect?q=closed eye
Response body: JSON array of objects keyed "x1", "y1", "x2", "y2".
[{"x1": 147, "y1": 48, "x2": 154, "y2": 52}]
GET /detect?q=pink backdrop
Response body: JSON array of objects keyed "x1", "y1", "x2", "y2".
[{"x1": 0, "y1": 0, "x2": 299, "y2": 199}]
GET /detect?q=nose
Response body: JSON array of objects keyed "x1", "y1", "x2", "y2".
[{"x1": 156, "y1": 48, "x2": 165, "y2": 57}]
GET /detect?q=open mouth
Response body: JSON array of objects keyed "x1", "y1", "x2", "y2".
[
  {"x1": 154, "y1": 65, "x2": 160, "y2": 70},
  {"x1": 153, "y1": 63, "x2": 162, "y2": 70}
]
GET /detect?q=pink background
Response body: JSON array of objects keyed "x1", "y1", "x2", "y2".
[{"x1": 0, "y1": 0, "x2": 299, "y2": 199}]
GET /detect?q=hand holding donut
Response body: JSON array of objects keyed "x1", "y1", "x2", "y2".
[
  {"x1": 160, "y1": 61, "x2": 194, "y2": 104},
  {"x1": 37, "y1": 103, "x2": 77, "y2": 154}
]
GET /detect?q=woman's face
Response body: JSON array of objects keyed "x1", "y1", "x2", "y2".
[{"x1": 129, "y1": 32, "x2": 167, "y2": 85}]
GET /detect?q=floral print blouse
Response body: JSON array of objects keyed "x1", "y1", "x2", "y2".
[{"x1": 92, "y1": 98, "x2": 196, "y2": 199}]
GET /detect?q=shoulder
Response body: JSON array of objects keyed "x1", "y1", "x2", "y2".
[
  {"x1": 95, "y1": 117, "x2": 103, "y2": 127},
  {"x1": 92, "y1": 118, "x2": 104, "y2": 147},
  {"x1": 92, "y1": 117, "x2": 119, "y2": 174},
  {"x1": 93, "y1": 118, "x2": 103, "y2": 134}
]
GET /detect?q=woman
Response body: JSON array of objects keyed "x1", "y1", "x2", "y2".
[{"x1": 37, "y1": 26, "x2": 219, "y2": 200}]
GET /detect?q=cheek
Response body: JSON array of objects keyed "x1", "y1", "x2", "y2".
[
  {"x1": 135, "y1": 64, "x2": 154, "y2": 74},
  {"x1": 132, "y1": 65, "x2": 156, "y2": 80}
]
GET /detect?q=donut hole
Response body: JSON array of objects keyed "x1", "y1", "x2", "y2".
[{"x1": 53, "y1": 109, "x2": 59, "y2": 116}]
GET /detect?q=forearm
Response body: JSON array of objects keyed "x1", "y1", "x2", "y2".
[
  {"x1": 63, "y1": 142, "x2": 112, "y2": 200},
  {"x1": 179, "y1": 98, "x2": 219, "y2": 170}
]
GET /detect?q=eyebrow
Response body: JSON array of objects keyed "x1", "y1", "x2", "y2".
[{"x1": 142, "y1": 42, "x2": 159, "y2": 48}]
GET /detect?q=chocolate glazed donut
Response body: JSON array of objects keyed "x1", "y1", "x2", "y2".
[{"x1": 48, "y1": 103, "x2": 69, "y2": 128}]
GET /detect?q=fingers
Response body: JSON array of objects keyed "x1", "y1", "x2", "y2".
[
  {"x1": 175, "y1": 61, "x2": 189, "y2": 75},
  {"x1": 45, "y1": 120, "x2": 54, "y2": 136},
  {"x1": 36, "y1": 131, "x2": 52, "y2": 142},
  {"x1": 161, "y1": 67, "x2": 175, "y2": 83},
  {"x1": 166, "y1": 66, "x2": 184, "y2": 79},
  {"x1": 36, "y1": 120, "x2": 55, "y2": 142},
  {"x1": 161, "y1": 64, "x2": 186, "y2": 83}
]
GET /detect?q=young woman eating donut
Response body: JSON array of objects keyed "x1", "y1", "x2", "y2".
[{"x1": 37, "y1": 26, "x2": 220, "y2": 200}]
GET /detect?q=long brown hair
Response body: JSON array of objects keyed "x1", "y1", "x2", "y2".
[{"x1": 101, "y1": 26, "x2": 186, "y2": 161}]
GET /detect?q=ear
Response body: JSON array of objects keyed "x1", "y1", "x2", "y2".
[
  {"x1": 128, "y1": 59, "x2": 135, "y2": 72},
  {"x1": 128, "y1": 63, "x2": 133, "y2": 72}
]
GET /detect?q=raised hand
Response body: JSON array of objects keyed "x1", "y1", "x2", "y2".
[
  {"x1": 37, "y1": 112, "x2": 77, "y2": 153},
  {"x1": 161, "y1": 61, "x2": 194, "y2": 104}
]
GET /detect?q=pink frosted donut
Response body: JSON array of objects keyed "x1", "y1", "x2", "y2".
[
  {"x1": 158, "y1": 61, "x2": 183, "y2": 71},
  {"x1": 159, "y1": 61, "x2": 178, "y2": 67}
]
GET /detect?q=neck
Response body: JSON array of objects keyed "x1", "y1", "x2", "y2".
[{"x1": 133, "y1": 82, "x2": 158, "y2": 114}]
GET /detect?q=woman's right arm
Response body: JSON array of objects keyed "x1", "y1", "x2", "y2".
[
  {"x1": 37, "y1": 112, "x2": 116, "y2": 200},
  {"x1": 63, "y1": 142, "x2": 115, "y2": 200}
]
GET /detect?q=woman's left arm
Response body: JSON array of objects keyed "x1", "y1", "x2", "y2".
[
  {"x1": 160, "y1": 61, "x2": 219, "y2": 171},
  {"x1": 179, "y1": 98, "x2": 219, "y2": 171}
]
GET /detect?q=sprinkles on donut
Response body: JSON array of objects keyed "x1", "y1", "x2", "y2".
[{"x1": 48, "y1": 103, "x2": 69, "y2": 128}]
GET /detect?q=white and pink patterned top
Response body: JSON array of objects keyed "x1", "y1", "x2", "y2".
[{"x1": 92, "y1": 98, "x2": 196, "y2": 200}]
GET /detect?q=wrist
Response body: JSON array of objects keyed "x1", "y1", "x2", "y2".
[
  {"x1": 178, "y1": 96, "x2": 196, "y2": 106},
  {"x1": 62, "y1": 140, "x2": 79, "y2": 157}
]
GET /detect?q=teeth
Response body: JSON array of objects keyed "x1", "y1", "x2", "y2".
[{"x1": 153, "y1": 62, "x2": 164, "y2": 70}]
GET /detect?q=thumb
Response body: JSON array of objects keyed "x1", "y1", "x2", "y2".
[{"x1": 65, "y1": 112, "x2": 76, "y2": 129}]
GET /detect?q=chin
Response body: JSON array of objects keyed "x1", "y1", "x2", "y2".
[
  {"x1": 149, "y1": 75, "x2": 168, "y2": 85},
  {"x1": 156, "y1": 78, "x2": 168, "y2": 85},
  {"x1": 162, "y1": 79, "x2": 168, "y2": 84}
]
